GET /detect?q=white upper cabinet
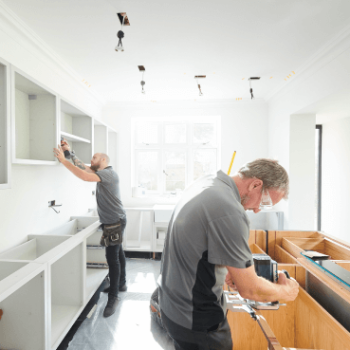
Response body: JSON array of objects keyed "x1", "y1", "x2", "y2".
[
  {"x1": 2, "y1": 58, "x2": 117, "y2": 171},
  {"x1": 60, "y1": 99, "x2": 93, "y2": 165},
  {"x1": 108, "y1": 128, "x2": 118, "y2": 170},
  {"x1": 93, "y1": 119, "x2": 108, "y2": 155},
  {"x1": 0, "y1": 59, "x2": 11, "y2": 189},
  {"x1": 12, "y1": 68, "x2": 58, "y2": 165}
]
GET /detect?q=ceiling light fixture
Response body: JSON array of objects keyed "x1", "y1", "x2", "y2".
[
  {"x1": 248, "y1": 77, "x2": 260, "y2": 99},
  {"x1": 138, "y1": 66, "x2": 146, "y2": 94},
  {"x1": 115, "y1": 13, "x2": 129, "y2": 52},
  {"x1": 195, "y1": 75, "x2": 206, "y2": 96}
]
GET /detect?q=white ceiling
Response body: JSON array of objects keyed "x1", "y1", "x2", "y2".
[{"x1": 3, "y1": 0, "x2": 350, "y2": 102}]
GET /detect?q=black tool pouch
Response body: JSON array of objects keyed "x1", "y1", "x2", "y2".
[{"x1": 100, "y1": 222, "x2": 123, "y2": 247}]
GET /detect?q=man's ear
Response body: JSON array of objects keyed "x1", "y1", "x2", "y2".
[{"x1": 248, "y1": 179, "x2": 263, "y2": 192}]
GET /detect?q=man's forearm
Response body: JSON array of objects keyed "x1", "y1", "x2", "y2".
[
  {"x1": 71, "y1": 154, "x2": 95, "y2": 173},
  {"x1": 241, "y1": 276, "x2": 288, "y2": 302},
  {"x1": 61, "y1": 159, "x2": 91, "y2": 181}
]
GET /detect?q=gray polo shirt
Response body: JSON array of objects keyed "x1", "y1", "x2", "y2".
[
  {"x1": 159, "y1": 170, "x2": 253, "y2": 331},
  {"x1": 95, "y1": 166, "x2": 125, "y2": 224}
]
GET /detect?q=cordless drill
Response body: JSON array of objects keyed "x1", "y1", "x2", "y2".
[{"x1": 60, "y1": 137, "x2": 74, "y2": 160}]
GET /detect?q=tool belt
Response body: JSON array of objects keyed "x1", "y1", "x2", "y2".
[{"x1": 100, "y1": 222, "x2": 123, "y2": 247}]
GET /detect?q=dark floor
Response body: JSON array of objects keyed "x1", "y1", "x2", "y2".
[{"x1": 65, "y1": 258, "x2": 175, "y2": 350}]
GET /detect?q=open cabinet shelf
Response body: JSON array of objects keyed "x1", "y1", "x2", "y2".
[
  {"x1": 49, "y1": 242, "x2": 84, "y2": 349},
  {"x1": 0, "y1": 216, "x2": 104, "y2": 350},
  {"x1": 108, "y1": 128, "x2": 117, "y2": 170},
  {"x1": 94, "y1": 119, "x2": 108, "y2": 154},
  {"x1": 60, "y1": 131, "x2": 91, "y2": 144},
  {"x1": 12, "y1": 68, "x2": 57, "y2": 165},
  {"x1": 0, "y1": 261, "x2": 46, "y2": 350},
  {"x1": 0, "y1": 59, "x2": 11, "y2": 189},
  {"x1": 60, "y1": 99, "x2": 92, "y2": 165}
]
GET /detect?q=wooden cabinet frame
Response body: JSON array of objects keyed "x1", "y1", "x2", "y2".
[{"x1": 228, "y1": 230, "x2": 350, "y2": 350}]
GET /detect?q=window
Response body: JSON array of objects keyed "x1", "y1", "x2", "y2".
[
  {"x1": 132, "y1": 117, "x2": 221, "y2": 196},
  {"x1": 315, "y1": 125, "x2": 322, "y2": 230}
]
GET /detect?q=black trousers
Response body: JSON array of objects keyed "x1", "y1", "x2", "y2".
[
  {"x1": 105, "y1": 218, "x2": 127, "y2": 298},
  {"x1": 161, "y1": 310, "x2": 233, "y2": 350}
]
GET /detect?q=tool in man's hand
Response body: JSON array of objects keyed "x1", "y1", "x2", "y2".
[
  {"x1": 225, "y1": 254, "x2": 290, "y2": 320},
  {"x1": 60, "y1": 137, "x2": 75, "y2": 160}
]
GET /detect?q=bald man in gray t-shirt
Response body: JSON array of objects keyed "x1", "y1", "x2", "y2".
[{"x1": 54, "y1": 142, "x2": 127, "y2": 318}]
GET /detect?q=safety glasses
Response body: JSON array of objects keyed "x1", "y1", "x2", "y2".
[{"x1": 259, "y1": 189, "x2": 273, "y2": 210}]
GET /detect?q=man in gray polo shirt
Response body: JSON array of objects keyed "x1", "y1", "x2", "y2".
[
  {"x1": 159, "y1": 159, "x2": 299, "y2": 350},
  {"x1": 54, "y1": 142, "x2": 126, "y2": 318}
]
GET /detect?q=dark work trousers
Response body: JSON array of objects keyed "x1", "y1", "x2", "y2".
[
  {"x1": 105, "y1": 218, "x2": 127, "y2": 298},
  {"x1": 161, "y1": 310, "x2": 233, "y2": 350}
]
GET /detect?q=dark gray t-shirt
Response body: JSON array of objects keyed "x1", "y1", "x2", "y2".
[
  {"x1": 159, "y1": 170, "x2": 253, "y2": 331},
  {"x1": 95, "y1": 166, "x2": 125, "y2": 224}
]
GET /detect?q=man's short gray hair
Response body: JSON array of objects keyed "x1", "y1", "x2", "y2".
[{"x1": 238, "y1": 158, "x2": 289, "y2": 199}]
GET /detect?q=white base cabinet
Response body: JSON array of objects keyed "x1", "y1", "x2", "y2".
[{"x1": 0, "y1": 216, "x2": 107, "y2": 350}]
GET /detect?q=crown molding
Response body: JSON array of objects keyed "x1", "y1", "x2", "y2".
[
  {"x1": 0, "y1": 0, "x2": 105, "y2": 106},
  {"x1": 266, "y1": 22, "x2": 350, "y2": 102},
  {"x1": 105, "y1": 97, "x2": 267, "y2": 109}
]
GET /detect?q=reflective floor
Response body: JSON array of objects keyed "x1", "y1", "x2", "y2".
[{"x1": 66, "y1": 259, "x2": 175, "y2": 350}]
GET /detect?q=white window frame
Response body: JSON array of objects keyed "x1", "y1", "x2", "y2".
[{"x1": 131, "y1": 116, "x2": 221, "y2": 197}]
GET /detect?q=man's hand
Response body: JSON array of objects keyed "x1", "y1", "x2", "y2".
[
  {"x1": 226, "y1": 265, "x2": 299, "y2": 303},
  {"x1": 225, "y1": 272, "x2": 237, "y2": 290},
  {"x1": 54, "y1": 145, "x2": 67, "y2": 163},
  {"x1": 61, "y1": 138, "x2": 70, "y2": 152},
  {"x1": 277, "y1": 271, "x2": 299, "y2": 302}
]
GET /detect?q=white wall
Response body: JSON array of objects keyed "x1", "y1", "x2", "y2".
[
  {"x1": 0, "y1": 8, "x2": 102, "y2": 253},
  {"x1": 267, "y1": 34, "x2": 350, "y2": 235},
  {"x1": 322, "y1": 117, "x2": 350, "y2": 241},
  {"x1": 102, "y1": 100, "x2": 269, "y2": 207},
  {"x1": 289, "y1": 114, "x2": 316, "y2": 230}
]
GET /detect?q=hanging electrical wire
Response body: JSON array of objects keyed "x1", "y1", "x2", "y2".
[
  {"x1": 138, "y1": 66, "x2": 146, "y2": 94},
  {"x1": 195, "y1": 75, "x2": 206, "y2": 96},
  {"x1": 248, "y1": 77, "x2": 260, "y2": 99},
  {"x1": 115, "y1": 14, "x2": 125, "y2": 52}
]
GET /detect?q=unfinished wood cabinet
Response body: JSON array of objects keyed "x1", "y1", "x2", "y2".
[
  {"x1": 282, "y1": 236, "x2": 350, "y2": 260},
  {"x1": 12, "y1": 68, "x2": 58, "y2": 165},
  {"x1": 0, "y1": 58, "x2": 11, "y2": 189},
  {"x1": 228, "y1": 230, "x2": 350, "y2": 350}
]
